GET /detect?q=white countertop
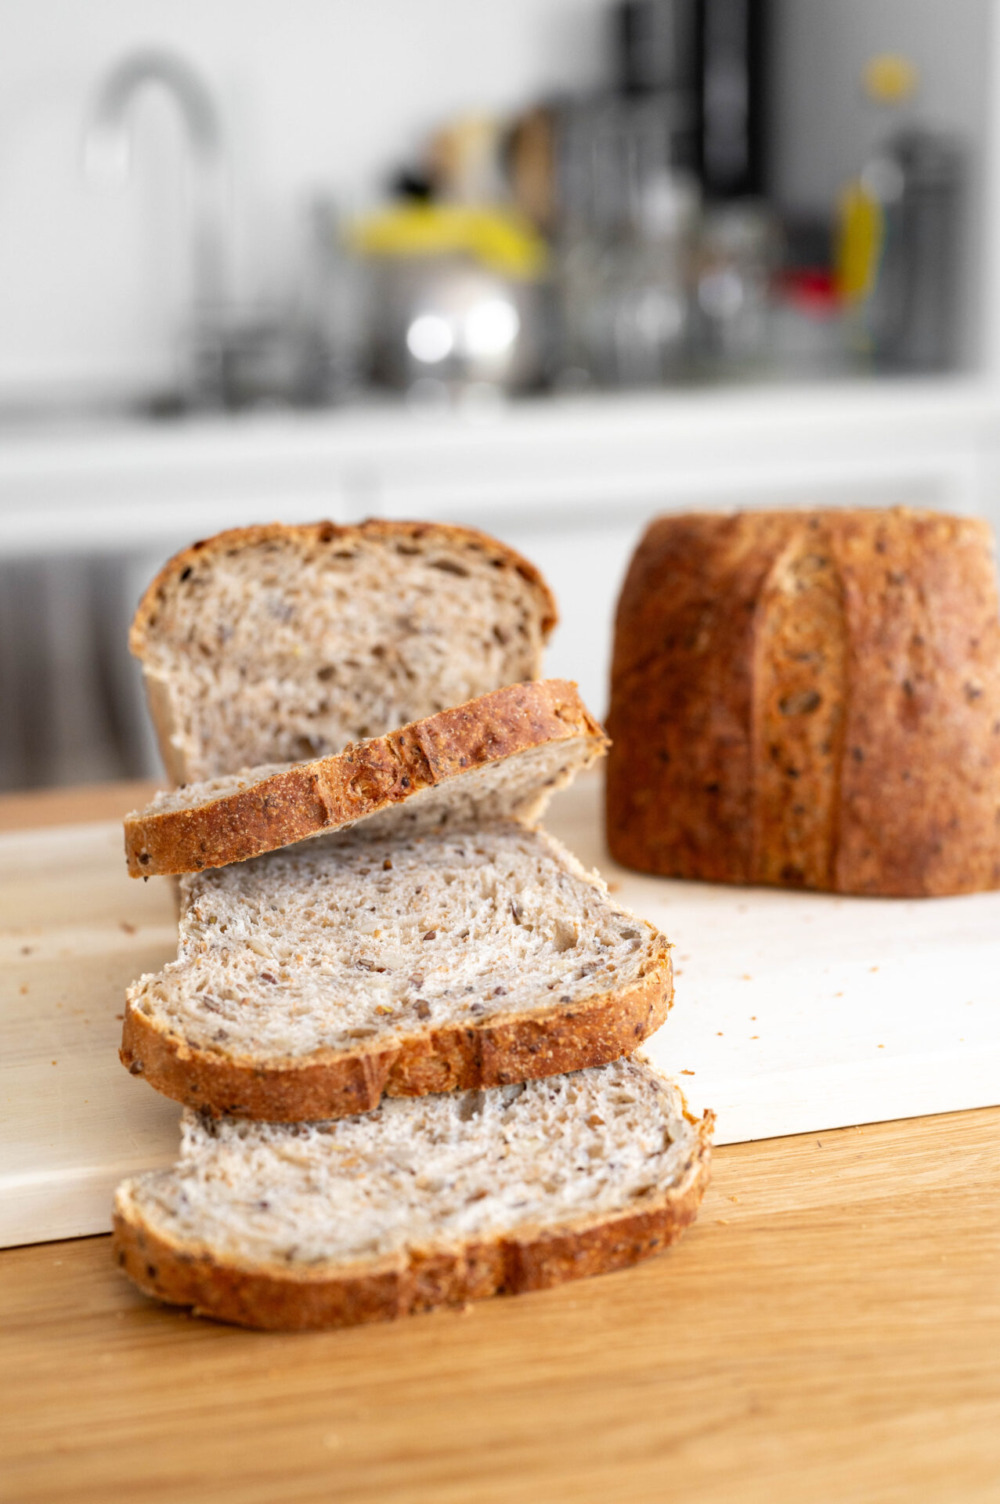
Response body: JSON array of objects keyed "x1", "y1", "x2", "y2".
[{"x1": 2, "y1": 375, "x2": 999, "y2": 556}]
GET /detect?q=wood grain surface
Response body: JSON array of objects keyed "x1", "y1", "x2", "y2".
[
  {"x1": 1, "y1": 1107, "x2": 998, "y2": 1504},
  {"x1": 0, "y1": 779, "x2": 158, "y2": 832},
  {"x1": 2, "y1": 785, "x2": 998, "y2": 1504}
]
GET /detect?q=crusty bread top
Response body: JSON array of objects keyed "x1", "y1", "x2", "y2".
[
  {"x1": 125, "y1": 680, "x2": 606, "y2": 877},
  {"x1": 607, "y1": 506, "x2": 1000, "y2": 896},
  {"x1": 114, "y1": 1059, "x2": 709, "y2": 1272},
  {"x1": 130, "y1": 520, "x2": 559, "y2": 785}
]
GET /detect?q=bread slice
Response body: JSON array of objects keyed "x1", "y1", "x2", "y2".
[
  {"x1": 124, "y1": 680, "x2": 605, "y2": 878},
  {"x1": 130, "y1": 520, "x2": 558, "y2": 785},
  {"x1": 112, "y1": 1058, "x2": 712, "y2": 1330},
  {"x1": 121, "y1": 823, "x2": 673, "y2": 1121}
]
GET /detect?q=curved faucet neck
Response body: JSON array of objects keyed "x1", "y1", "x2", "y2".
[{"x1": 84, "y1": 48, "x2": 229, "y2": 318}]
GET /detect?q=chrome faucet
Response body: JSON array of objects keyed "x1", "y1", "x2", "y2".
[{"x1": 83, "y1": 48, "x2": 230, "y2": 398}]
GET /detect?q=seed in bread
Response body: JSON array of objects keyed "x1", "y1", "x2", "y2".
[
  {"x1": 130, "y1": 520, "x2": 558, "y2": 785},
  {"x1": 121, "y1": 823, "x2": 673, "y2": 1120},
  {"x1": 112, "y1": 1058, "x2": 713, "y2": 1331}
]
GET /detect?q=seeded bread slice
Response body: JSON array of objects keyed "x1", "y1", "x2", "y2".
[
  {"x1": 113, "y1": 1058, "x2": 712, "y2": 1331},
  {"x1": 124, "y1": 680, "x2": 605, "y2": 878},
  {"x1": 130, "y1": 519, "x2": 558, "y2": 785},
  {"x1": 121, "y1": 823, "x2": 673, "y2": 1121}
]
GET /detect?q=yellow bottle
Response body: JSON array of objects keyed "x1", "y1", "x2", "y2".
[{"x1": 835, "y1": 54, "x2": 918, "y2": 310}]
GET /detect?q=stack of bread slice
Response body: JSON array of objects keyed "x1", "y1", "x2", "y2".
[{"x1": 113, "y1": 522, "x2": 712, "y2": 1330}]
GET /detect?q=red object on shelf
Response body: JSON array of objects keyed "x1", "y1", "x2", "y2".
[{"x1": 778, "y1": 267, "x2": 841, "y2": 316}]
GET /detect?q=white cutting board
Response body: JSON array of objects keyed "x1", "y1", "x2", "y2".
[{"x1": 2, "y1": 775, "x2": 999, "y2": 1248}]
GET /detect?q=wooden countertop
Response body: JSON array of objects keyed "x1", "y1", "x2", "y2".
[{"x1": 2, "y1": 782, "x2": 998, "y2": 1504}]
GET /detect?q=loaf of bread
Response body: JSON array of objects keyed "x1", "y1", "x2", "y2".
[
  {"x1": 130, "y1": 520, "x2": 557, "y2": 785},
  {"x1": 125, "y1": 681, "x2": 605, "y2": 877},
  {"x1": 606, "y1": 508, "x2": 1000, "y2": 896},
  {"x1": 115, "y1": 519, "x2": 711, "y2": 1332},
  {"x1": 113, "y1": 1058, "x2": 712, "y2": 1330}
]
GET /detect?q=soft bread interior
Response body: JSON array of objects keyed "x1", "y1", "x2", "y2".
[
  {"x1": 137, "y1": 530, "x2": 553, "y2": 782},
  {"x1": 127, "y1": 822, "x2": 660, "y2": 1059},
  {"x1": 115, "y1": 1059, "x2": 702, "y2": 1269}
]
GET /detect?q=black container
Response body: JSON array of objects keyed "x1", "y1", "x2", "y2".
[{"x1": 615, "y1": 0, "x2": 770, "y2": 199}]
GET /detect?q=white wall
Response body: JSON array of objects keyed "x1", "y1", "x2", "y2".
[{"x1": 0, "y1": 0, "x2": 609, "y2": 404}]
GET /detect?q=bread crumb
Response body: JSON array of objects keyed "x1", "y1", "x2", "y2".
[
  {"x1": 607, "y1": 881, "x2": 621, "y2": 894},
  {"x1": 716, "y1": 1218, "x2": 730, "y2": 1225},
  {"x1": 19, "y1": 985, "x2": 28, "y2": 995},
  {"x1": 869, "y1": 965, "x2": 879, "y2": 973},
  {"x1": 741, "y1": 973, "x2": 752, "y2": 981},
  {"x1": 716, "y1": 1031, "x2": 723, "y2": 1036},
  {"x1": 120, "y1": 921, "x2": 136, "y2": 934},
  {"x1": 679, "y1": 1069, "x2": 695, "y2": 1076},
  {"x1": 877, "y1": 1043, "x2": 884, "y2": 1049},
  {"x1": 116, "y1": 1013, "x2": 124, "y2": 1021},
  {"x1": 21, "y1": 946, "x2": 32, "y2": 956},
  {"x1": 51, "y1": 1060, "x2": 57, "y2": 1066},
  {"x1": 750, "y1": 1034, "x2": 759, "y2": 1039},
  {"x1": 728, "y1": 1195, "x2": 741, "y2": 1203}
]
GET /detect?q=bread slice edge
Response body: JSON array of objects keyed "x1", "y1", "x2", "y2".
[
  {"x1": 111, "y1": 1102, "x2": 712, "y2": 1331},
  {"x1": 125, "y1": 680, "x2": 606, "y2": 877},
  {"x1": 120, "y1": 937, "x2": 673, "y2": 1120}
]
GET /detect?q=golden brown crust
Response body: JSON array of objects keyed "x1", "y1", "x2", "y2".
[
  {"x1": 120, "y1": 939, "x2": 673, "y2": 1120},
  {"x1": 111, "y1": 1108, "x2": 712, "y2": 1330},
  {"x1": 751, "y1": 528, "x2": 847, "y2": 888},
  {"x1": 125, "y1": 680, "x2": 606, "y2": 877},
  {"x1": 608, "y1": 510, "x2": 794, "y2": 883},
  {"x1": 607, "y1": 508, "x2": 1000, "y2": 897},
  {"x1": 129, "y1": 518, "x2": 558, "y2": 661},
  {"x1": 831, "y1": 511, "x2": 1000, "y2": 894}
]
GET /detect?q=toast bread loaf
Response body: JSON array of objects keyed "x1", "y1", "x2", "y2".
[
  {"x1": 607, "y1": 508, "x2": 1000, "y2": 896},
  {"x1": 121, "y1": 822, "x2": 673, "y2": 1120},
  {"x1": 130, "y1": 520, "x2": 558, "y2": 785},
  {"x1": 125, "y1": 681, "x2": 605, "y2": 877},
  {"x1": 113, "y1": 1058, "x2": 712, "y2": 1330}
]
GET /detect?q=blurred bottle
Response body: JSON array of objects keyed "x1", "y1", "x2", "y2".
[
  {"x1": 837, "y1": 56, "x2": 964, "y2": 372},
  {"x1": 548, "y1": 87, "x2": 701, "y2": 388},
  {"x1": 616, "y1": 0, "x2": 770, "y2": 200},
  {"x1": 693, "y1": 199, "x2": 777, "y2": 375},
  {"x1": 563, "y1": 169, "x2": 699, "y2": 387}
]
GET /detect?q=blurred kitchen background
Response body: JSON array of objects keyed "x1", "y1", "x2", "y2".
[{"x1": 3, "y1": 0, "x2": 1000, "y2": 788}]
